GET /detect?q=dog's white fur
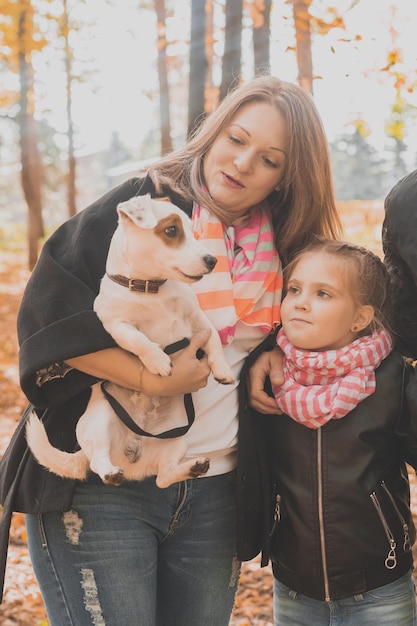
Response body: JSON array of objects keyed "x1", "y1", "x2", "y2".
[{"x1": 26, "y1": 195, "x2": 234, "y2": 488}]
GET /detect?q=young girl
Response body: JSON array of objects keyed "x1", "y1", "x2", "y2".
[{"x1": 241, "y1": 238, "x2": 417, "y2": 625}]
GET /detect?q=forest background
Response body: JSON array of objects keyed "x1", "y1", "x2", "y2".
[
  {"x1": 1, "y1": 0, "x2": 417, "y2": 268},
  {"x1": 1, "y1": 0, "x2": 417, "y2": 623}
]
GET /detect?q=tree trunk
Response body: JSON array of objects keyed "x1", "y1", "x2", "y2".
[
  {"x1": 187, "y1": 0, "x2": 208, "y2": 138},
  {"x1": 19, "y1": 86, "x2": 44, "y2": 270},
  {"x1": 253, "y1": 0, "x2": 272, "y2": 75},
  {"x1": 292, "y1": 0, "x2": 313, "y2": 93},
  {"x1": 154, "y1": 0, "x2": 173, "y2": 153},
  {"x1": 63, "y1": 0, "x2": 76, "y2": 217},
  {"x1": 219, "y1": 0, "x2": 243, "y2": 102},
  {"x1": 18, "y1": 9, "x2": 44, "y2": 270}
]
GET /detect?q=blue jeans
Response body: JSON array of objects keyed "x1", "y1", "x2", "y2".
[
  {"x1": 274, "y1": 573, "x2": 417, "y2": 625},
  {"x1": 26, "y1": 471, "x2": 240, "y2": 626}
]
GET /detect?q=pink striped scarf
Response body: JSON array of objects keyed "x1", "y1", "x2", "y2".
[
  {"x1": 273, "y1": 328, "x2": 393, "y2": 429},
  {"x1": 191, "y1": 203, "x2": 282, "y2": 345}
]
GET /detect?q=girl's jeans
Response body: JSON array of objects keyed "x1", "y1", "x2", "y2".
[
  {"x1": 274, "y1": 572, "x2": 417, "y2": 626},
  {"x1": 26, "y1": 471, "x2": 240, "y2": 626}
]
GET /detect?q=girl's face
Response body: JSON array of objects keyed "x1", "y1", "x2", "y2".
[
  {"x1": 203, "y1": 102, "x2": 287, "y2": 218},
  {"x1": 281, "y1": 252, "x2": 372, "y2": 351}
]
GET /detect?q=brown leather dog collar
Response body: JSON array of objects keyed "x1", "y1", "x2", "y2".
[{"x1": 106, "y1": 273, "x2": 167, "y2": 293}]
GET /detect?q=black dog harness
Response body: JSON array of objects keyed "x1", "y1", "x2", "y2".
[{"x1": 100, "y1": 338, "x2": 199, "y2": 439}]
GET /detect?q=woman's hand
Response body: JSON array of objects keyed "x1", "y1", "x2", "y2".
[
  {"x1": 248, "y1": 346, "x2": 284, "y2": 414},
  {"x1": 66, "y1": 329, "x2": 212, "y2": 397},
  {"x1": 141, "y1": 329, "x2": 212, "y2": 396}
]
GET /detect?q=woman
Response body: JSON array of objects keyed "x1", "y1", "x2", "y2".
[{"x1": 0, "y1": 76, "x2": 341, "y2": 626}]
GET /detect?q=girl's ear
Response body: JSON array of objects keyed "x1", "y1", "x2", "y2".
[{"x1": 351, "y1": 305, "x2": 374, "y2": 333}]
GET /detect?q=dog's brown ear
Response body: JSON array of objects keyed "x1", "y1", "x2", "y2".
[{"x1": 116, "y1": 195, "x2": 157, "y2": 229}]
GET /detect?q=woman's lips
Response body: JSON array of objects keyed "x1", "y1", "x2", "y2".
[{"x1": 222, "y1": 172, "x2": 244, "y2": 188}]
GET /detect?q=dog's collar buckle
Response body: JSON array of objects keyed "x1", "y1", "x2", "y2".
[
  {"x1": 129, "y1": 278, "x2": 138, "y2": 292},
  {"x1": 107, "y1": 273, "x2": 167, "y2": 294}
]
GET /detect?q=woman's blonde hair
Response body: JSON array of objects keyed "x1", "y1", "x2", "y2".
[
  {"x1": 147, "y1": 76, "x2": 342, "y2": 264},
  {"x1": 284, "y1": 237, "x2": 393, "y2": 336}
]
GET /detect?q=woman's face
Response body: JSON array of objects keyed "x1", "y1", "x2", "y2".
[{"x1": 203, "y1": 102, "x2": 288, "y2": 218}]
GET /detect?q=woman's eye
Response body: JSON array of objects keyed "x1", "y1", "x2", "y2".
[
  {"x1": 229, "y1": 135, "x2": 243, "y2": 145},
  {"x1": 263, "y1": 157, "x2": 278, "y2": 168},
  {"x1": 164, "y1": 226, "x2": 178, "y2": 238}
]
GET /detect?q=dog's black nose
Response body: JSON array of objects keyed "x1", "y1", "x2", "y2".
[{"x1": 204, "y1": 255, "x2": 217, "y2": 271}]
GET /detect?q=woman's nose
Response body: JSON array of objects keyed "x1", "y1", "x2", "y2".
[{"x1": 234, "y1": 150, "x2": 254, "y2": 173}]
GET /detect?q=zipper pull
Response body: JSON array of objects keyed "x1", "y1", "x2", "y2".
[
  {"x1": 269, "y1": 494, "x2": 281, "y2": 537},
  {"x1": 385, "y1": 540, "x2": 397, "y2": 569},
  {"x1": 274, "y1": 494, "x2": 281, "y2": 523},
  {"x1": 403, "y1": 524, "x2": 411, "y2": 552},
  {"x1": 381, "y1": 481, "x2": 412, "y2": 554}
]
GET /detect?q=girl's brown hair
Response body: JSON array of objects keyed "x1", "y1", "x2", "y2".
[
  {"x1": 146, "y1": 76, "x2": 342, "y2": 265},
  {"x1": 284, "y1": 237, "x2": 393, "y2": 336}
]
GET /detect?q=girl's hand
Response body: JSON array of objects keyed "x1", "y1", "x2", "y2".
[
  {"x1": 141, "y1": 329, "x2": 212, "y2": 396},
  {"x1": 248, "y1": 346, "x2": 284, "y2": 414}
]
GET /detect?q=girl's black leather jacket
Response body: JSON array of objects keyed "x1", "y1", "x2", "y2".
[{"x1": 237, "y1": 350, "x2": 417, "y2": 601}]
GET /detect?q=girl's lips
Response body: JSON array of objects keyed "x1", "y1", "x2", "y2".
[{"x1": 222, "y1": 172, "x2": 244, "y2": 189}]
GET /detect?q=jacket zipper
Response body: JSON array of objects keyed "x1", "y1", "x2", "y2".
[
  {"x1": 267, "y1": 493, "x2": 281, "y2": 538},
  {"x1": 370, "y1": 491, "x2": 397, "y2": 569},
  {"x1": 381, "y1": 480, "x2": 411, "y2": 552},
  {"x1": 317, "y1": 429, "x2": 331, "y2": 601}
]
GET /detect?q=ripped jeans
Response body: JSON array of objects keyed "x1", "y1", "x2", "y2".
[{"x1": 25, "y1": 471, "x2": 240, "y2": 626}]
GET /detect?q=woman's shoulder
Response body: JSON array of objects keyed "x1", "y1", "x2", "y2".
[
  {"x1": 42, "y1": 176, "x2": 154, "y2": 260},
  {"x1": 87, "y1": 176, "x2": 153, "y2": 212},
  {"x1": 73, "y1": 176, "x2": 152, "y2": 226},
  {"x1": 55, "y1": 175, "x2": 192, "y2": 237}
]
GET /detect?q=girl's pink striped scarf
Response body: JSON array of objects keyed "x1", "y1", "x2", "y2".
[
  {"x1": 273, "y1": 328, "x2": 393, "y2": 429},
  {"x1": 192, "y1": 203, "x2": 282, "y2": 345}
]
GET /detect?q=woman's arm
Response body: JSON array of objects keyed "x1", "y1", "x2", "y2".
[
  {"x1": 65, "y1": 329, "x2": 212, "y2": 396},
  {"x1": 247, "y1": 346, "x2": 284, "y2": 414}
]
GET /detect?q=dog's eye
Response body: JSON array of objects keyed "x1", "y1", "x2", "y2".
[{"x1": 164, "y1": 226, "x2": 178, "y2": 238}]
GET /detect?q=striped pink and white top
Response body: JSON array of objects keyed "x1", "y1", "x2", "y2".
[{"x1": 192, "y1": 203, "x2": 282, "y2": 345}]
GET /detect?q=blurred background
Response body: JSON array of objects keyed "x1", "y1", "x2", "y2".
[{"x1": 1, "y1": 0, "x2": 417, "y2": 268}]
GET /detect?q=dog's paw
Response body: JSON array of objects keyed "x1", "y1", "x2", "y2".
[
  {"x1": 211, "y1": 367, "x2": 235, "y2": 385},
  {"x1": 188, "y1": 458, "x2": 210, "y2": 478},
  {"x1": 214, "y1": 374, "x2": 235, "y2": 385},
  {"x1": 208, "y1": 357, "x2": 234, "y2": 385},
  {"x1": 103, "y1": 469, "x2": 125, "y2": 486},
  {"x1": 138, "y1": 346, "x2": 172, "y2": 377}
]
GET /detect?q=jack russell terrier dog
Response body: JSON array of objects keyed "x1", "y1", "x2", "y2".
[{"x1": 26, "y1": 194, "x2": 234, "y2": 488}]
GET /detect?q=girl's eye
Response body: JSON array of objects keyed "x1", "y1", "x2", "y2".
[
  {"x1": 287, "y1": 286, "x2": 299, "y2": 294},
  {"x1": 317, "y1": 290, "x2": 330, "y2": 298}
]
